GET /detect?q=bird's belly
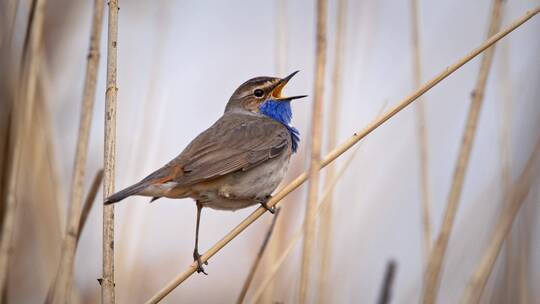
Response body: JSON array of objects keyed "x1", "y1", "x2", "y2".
[{"x1": 194, "y1": 154, "x2": 290, "y2": 211}]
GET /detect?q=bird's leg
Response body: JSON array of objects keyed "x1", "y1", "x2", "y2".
[
  {"x1": 259, "y1": 195, "x2": 276, "y2": 214},
  {"x1": 193, "y1": 201, "x2": 208, "y2": 275}
]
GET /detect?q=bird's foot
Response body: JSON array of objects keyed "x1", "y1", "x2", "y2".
[
  {"x1": 260, "y1": 195, "x2": 276, "y2": 214},
  {"x1": 193, "y1": 250, "x2": 208, "y2": 275}
]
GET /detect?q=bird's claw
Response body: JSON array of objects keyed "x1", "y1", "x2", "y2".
[
  {"x1": 193, "y1": 250, "x2": 208, "y2": 275},
  {"x1": 260, "y1": 200, "x2": 276, "y2": 214}
]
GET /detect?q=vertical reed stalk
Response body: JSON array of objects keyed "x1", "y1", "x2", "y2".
[
  {"x1": 144, "y1": 9, "x2": 540, "y2": 302},
  {"x1": 0, "y1": 0, "x2": 45, "y2": 294},
  {"x1": 47, "y1": 1, "x2": 104, "y2": 302},
  {"x1": 263, "y1": 1, "x2": 289, "y2": 300},
  {"x1": 459, "y1": 138, "x2": 540, "y2": 304},
  {"x1": 103, "y1": 0, "x2": 119, "y2": 302},
  {"x1": 236, "y1": 208, "x2": 281, "y2": 304},
  {"x1": 299, "y1": 0, "x2": 327, "y2": 303},
  {"x1": 498, "y1": 38, "x2": 515, "y2": 304},
  {"x1": 410, "y1": 0, "x2": 433, "y2": 260},
  {"x1": 422, "y1": 1, "x2": 505, "y2": 303},
  {"x1": 317, "y1": 0, "x2": 346, "y2": 302}
]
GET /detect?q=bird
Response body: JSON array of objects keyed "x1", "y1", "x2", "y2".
[{"x1": 104, "y1": 71, "x2": 306, "y2": 274}]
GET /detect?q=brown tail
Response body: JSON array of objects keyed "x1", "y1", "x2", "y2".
[{"x1": 104, "y1": 181, "x2": 149, "y2": 205}]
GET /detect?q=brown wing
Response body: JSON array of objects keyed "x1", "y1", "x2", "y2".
[{"x1": 141, "y1": 112, "x2": 290, "y2": 187}]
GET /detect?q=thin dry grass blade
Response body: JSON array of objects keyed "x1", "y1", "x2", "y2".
[
  {"x1": 0, "y1": 0, "x2": 45, "y2": 294},
  {"x1": 144, "y1": 8, "x2": 540, "y2": 303},
  {"x1": 422, "y1": 1, "x2": 505, "y2": 303},
  {"x1": 410, "y1": 0, "x2": 433, "y2": 260},
  {"x1": 299, "y1": 0, "x2": 328, "y2": 302},
  {"x1": 47, "y1": 1, "x2": 105, "y2": 302},
  {"x1": 236, "y1": 208, "x2": 281, "y2": 304},
  {"x1": 460, "y1": 137, "x2": 540, "y2": 304},
  {"x1": 318, "y1": 0, "x2": 346, "y2": 302},
  {"x1": 377, "y1": 260, "x2": 397, "y2": 304},
  {"x1": 102, "y1": 0, "x2": 120, "y2": 302}
]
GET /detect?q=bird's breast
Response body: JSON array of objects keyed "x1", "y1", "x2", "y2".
[{"x1": 193, "y1": 151, "x2": 291, "y2": 211}]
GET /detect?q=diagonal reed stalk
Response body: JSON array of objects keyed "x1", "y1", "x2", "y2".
[
  {"x1": 377, "y1": 260, "x2": 397, "y2": 304},
  {"x1": 236, "y1": 208, "x2": 281, "y2": 304},
  {"x1": 299, "y1": 0, "x2": 328, "y2": 303},
  {"x1": 318, "y1": 0, "x2": 346, "y2": 302},
  {"x1": 103, "y1": 0, "x2": 119, "y2": 302},
  {"x1": 459, "y1": 137, "x2": 540, "y2": 304},
  {"x1": 78, "y1": 170, "x2": 104, "y2": 243},
  {"x1": 144, "y1": 8, "x2": 540, "y2": 303},
  {"x1": 410, "y1": 0, "x2": 433, "y2": 261},
  {"x1": 0, "y1": 0, "x2": 46, "y2": 294},
  {"x1": 422, "y1": 1, "x2": 505, "y2": 302},
  {"x1": 47, "y1": 1, "x2": 105, "y2": 302}
]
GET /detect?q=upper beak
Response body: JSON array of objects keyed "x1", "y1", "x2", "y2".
[{"x1": 271, "y1": 70, "x2": 308, "y2": 101}]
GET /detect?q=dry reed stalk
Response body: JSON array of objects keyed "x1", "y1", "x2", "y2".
[
  {"x1": 410, "y1": 0, "x2": 433, "y2": 260},
  {"x1": 251, "y1": 144, "x2": 362, "y2": 303},
  {"x1": 102, "y1": 0, "x2": 119, "y2": 302},
  {"x1": 0, "y1": 0, "x2": 45, "y2": 294},
  {"x1": 317, "y1": 0, "x2": 346, "y2": 302},
  {"x1": 299, "y1": 0, "x2": 328, "y2": 302},
  {"x1": 144, "y1": 8, "x2": 540, "y2": 303},
  {"x1": 459, "y1": 137, "x2": 540, "y2": 304},
  {"x1": 78, "y1": 170, "x2": 104, "y2": 242},
  {"x1": 47, "y1": 1, "x2": 105, "y2": 302},
  {"x1": 498, "y1": 38, "x2": 515, "y2": 304},
  {"x1": 263, "y1": 1, "x2": 289, "y2": 300},
  {"x1": 236, "y1": 208, "x2": 281, "y2": 304},
  {"x1": 422, "y1": 1, "x2": 505, "y2": 303},
  {"x1": 377, "y1": 260, "x2": 397, "y2": 304}
]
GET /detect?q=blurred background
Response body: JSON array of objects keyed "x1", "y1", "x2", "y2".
[{"x1": 1, "y1": 0, "x2": 539, "y2": 303}]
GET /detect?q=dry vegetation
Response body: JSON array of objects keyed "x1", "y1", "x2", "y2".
[{"x1": 0, "y1": 1, "x2": 539, "y2": 303}]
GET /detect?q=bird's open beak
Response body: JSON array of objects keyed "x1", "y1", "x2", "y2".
[{"x1": 271, "y1": 70, "x2": 308, "y2": 101}]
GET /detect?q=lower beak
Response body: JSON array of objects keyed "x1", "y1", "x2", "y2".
[{"x1": 271, "y1": 71, "x2": 308, "y2": 101}]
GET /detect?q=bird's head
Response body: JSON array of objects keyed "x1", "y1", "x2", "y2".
[{"x1": 225, "y1": 71, "x2": 307, "y2": 115}]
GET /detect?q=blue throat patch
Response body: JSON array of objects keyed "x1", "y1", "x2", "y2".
[{"x1": 259, "y1": 100, "x2": 300, "y2": 153}]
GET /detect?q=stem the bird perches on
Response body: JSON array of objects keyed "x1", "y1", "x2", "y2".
[
  {"x1": 0, "y1": 0, "x2": 46, "y2": 294},
  {"x1": 422, "y1": 1, "x2": 505, "y2": 303},
  {"x1": 318, "y1": 0, "x2": 346, "y2": 302},
  {"x1": 103, "y1": 0, "x2": 119, "y2": 302},
  {"x1": 144, "y1": 8, "x2": 540, "y2": 303},
  {"x1": 299, "y1": 0, "x2": 328, "y2": 303},
  {"x1": 236, "y1": 208, "x2": 281, "y2": 304},
  {"x1": 460, "y1": 137, "x2": 540, "y2": 304},
  {"x1": 47, "y1": 1, "x2": 104, "y2": 302},
  {"x1": 410, "y1": 0, "x2": 433, "y2": 261}
]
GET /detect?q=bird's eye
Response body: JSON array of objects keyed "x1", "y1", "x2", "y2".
[{"x1": 254, "y1": 89, "x2": 264, "y2": 98}]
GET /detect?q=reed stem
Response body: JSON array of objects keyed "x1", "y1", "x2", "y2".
[
  {"x1": 422, "y1": 1, "x2": 505, "y2": 302},
  {"x1": 318, "y1": 0, "x2": 346, "y2": 302},
  {"x1": 47, "y1": 1, "x2": 104, "y2": 302},
  {"x1": 102, "y1": 0, "x2": 119, "y2": 302},
  {"x1": 299, "y1": 0, "x2": 328, "y2": 302}
]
